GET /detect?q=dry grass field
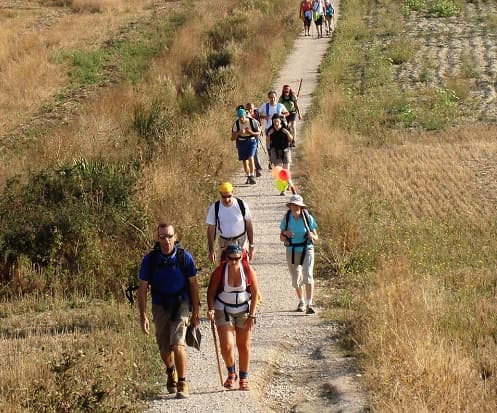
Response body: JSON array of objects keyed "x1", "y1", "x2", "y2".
[{"x1": 299, "y1": 0, "x2": 497, "y2": 411}]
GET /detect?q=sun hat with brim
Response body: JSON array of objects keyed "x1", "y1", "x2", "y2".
[{"x1": 286, "y1": 194, "x2": 306, "y2": 208}]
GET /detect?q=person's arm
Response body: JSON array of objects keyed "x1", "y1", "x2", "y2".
[
  {"x1": 294, "y1": 97, "x2": 302, "y2": 120},
  {"x1": 207, "y1": 224, "x2": 217, "y2": 264},
  {"x1": 308, "y1": 229, "x2": 319, "y2": 243},
  {"x1": 188, "y1": 276, "x2": 201, "y2": 326},
  {"x1": 137, "y1": 280, "x2": 150, "y2": 335},
  {"x1": 206, "y1": 269, "x2": 220, "y2": 321},
  {"x1": 284, "y1": 128, "x2": 294, "y2": 142},
  {"x1": 245, "y1": 270, "x2": 260, "y2": 330},
  {"x1": 245, "y1": 218, "x2": 255, "y2": 261}
]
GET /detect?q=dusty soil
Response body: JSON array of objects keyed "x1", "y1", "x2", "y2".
[{"x1": 145, "y1": 3, "x2": 369, "y2": 412}]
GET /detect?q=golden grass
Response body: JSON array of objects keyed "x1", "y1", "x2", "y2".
[{"x1": 0, "y1": 0, "x2": 152, "y2": 133}]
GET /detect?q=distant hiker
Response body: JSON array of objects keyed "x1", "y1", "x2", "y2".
[
  {"x1": 267, "y1": 114, "x2": 293, "y2": 195},
  {"x1": 279, "y1": 195, "x2": 319, "y2": 314},
  {"x1": 312, "y1": 0, "x2": 325, "y2": 39},
  {"x1": 300, "y1": 0, "x2": 313, "y2": 36},
  {"x1": 245, "y1": 102, "x2": 263, "y2": 177},
  {"x1": 206, "y1": 182, "x2": 255, "y2": 264},
  {"x1": 278, "y1": 85, "x2": 302, "y2": 145},
  {"x1": 258, "y1": 90, "x2": 289, "y2": 135},
  {"x1": 232, "y1": 107, "x2": 261, "y2": 185},
  {"x1": 325, "y1": 0, "x2": 335, "y2": 36},
  {"x1": 137, "y1": 222, "x2": 200, "y2": 399},
  {"x1": 207, "y1": 244, "x2": 260, "y2": 391}
]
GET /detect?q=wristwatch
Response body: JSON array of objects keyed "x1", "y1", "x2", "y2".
[{"x1": 249, "y1": 244, "x2": 255, "y2": 248}]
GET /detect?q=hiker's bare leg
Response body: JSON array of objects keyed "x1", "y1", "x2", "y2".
[
  {"x1": 242, "y1": 160, "x2": 250, "y2": 175},
  {"x1": 218, "y1": 325, "x2": 236, "y2": 368},
  {"x1": 305, "y1": 282, "x2": 314, "y2": 303},
  {"x1": 295, "y1": 285, "x2": 304, "y2": 301},
  {"x1": 171, "y1": 344, "x2": 187, "y2": 378},
  {"x1": 235, "y1": 327, "x2": 252, "y2": 373},
  {"x1": 248, "y1": 157, "x2": 256, "y2": 175},
  {"x1": 160, "y1": 351, "x2": 174, "y2": 368}
]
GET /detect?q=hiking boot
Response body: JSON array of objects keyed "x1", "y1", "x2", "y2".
[
  {"x1": 245, "y1": 176, "x2": 251, "y2": 184},
  {"x1": 296, "y1": 302, "x2": 305, "y2": 312},
  {"x1": 306, "y1": 305, "x2": 316, "y2": 315},
  {"x1": 176, "y1": 380, "x2": 189, "y2": 399},
  {"x1": 248, "y1": 176, "x2": 256, "y2": 185},
  {"x1": 256, "y1": 170, "x2": 262, "y2": 177},
  {"x1": 268, "y1": 162, "x2": 272, "y2": 170},
  {"x1": 166, "y1": 368, "x2": 178, "y2": 394},
  {"x1": 280, "y1": 191, "x2": 285, "y2": 196}
]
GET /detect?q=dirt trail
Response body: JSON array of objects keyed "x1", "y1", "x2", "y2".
[{"x1": 145, "y1": 3, "x2": 368, "y2": 412}]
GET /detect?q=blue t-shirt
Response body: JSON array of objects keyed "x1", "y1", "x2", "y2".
[
  {"x1": 280, "y1": 210, "x2": 317, "y2": 253},
  {"x1": 139, "y1": 247, "x2": 197, "y2": 306}
]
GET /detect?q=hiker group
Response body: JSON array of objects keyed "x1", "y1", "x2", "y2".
[
  {"x1": 300, "y1": 0, "x2": 335, "y2": 38},
  {"x1": 136, "y1": 180, "x2": 318, "y2": 399},
  {"x1": 231, "y1": 85, "x2": 302, "y2": 195}
]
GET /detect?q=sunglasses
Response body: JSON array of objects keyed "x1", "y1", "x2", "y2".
[
  {"x1": 221, "y1": 194, "x2": 233, "y2": 199},
  {"x1": 227, "y1": 256, "x2": 241, "y2": 261},
  {"x1": 283, "y1": 90, "x2": 290, "y2": 93},
  {"x1": 159, "y1": 233, "x2": 174, "y2": 239}
]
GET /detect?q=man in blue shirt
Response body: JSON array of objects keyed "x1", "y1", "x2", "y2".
[
  {"x1": 138, "y1": 222, "x2": 200, "y2": 399},
  {"x1": 279, "y1": 195, "x2": 318, "y2": 314}
]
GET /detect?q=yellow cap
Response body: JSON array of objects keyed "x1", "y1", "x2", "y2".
[{"x1": 218, "y1": 182, "x2": 233, "y2": 193}]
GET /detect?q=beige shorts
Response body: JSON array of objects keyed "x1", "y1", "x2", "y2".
[
  {"x1": 214, "y1": 308, "x2": 249, "y2": 329},
  {"x1": 285, "y1": 248, "x2": 315, "y2": 289},
  {"x1": 152, "y1": 301, "x2": 190, "y2": 353},
  {"x1": 270, "y1": 147, "x2": 292, "y2": 165}
]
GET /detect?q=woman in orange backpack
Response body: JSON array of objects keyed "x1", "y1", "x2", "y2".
[{"x1": 206, "y1": 244, "x2": 260, "y2": 391}]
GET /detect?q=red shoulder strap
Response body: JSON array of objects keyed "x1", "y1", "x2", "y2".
[{"x1": 241, "y1": 259, "x2": 254, "y2": 286}]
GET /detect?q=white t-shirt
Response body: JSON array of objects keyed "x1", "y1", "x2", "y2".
[
  {"x1": 258, "y1": 102, "x2": 286, "y2": 131},
  {"x1": 206, "y1": 199, "x2": 251, "y2": 238}
]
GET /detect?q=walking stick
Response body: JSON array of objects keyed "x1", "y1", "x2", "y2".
[
  {"x1": 297, "y1": 78, "x2": 303, "y2": 98},
  {"x1": 211, "y1": 320, "x2": 224, "y2": 387}
]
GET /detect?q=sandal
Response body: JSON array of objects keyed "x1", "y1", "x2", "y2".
[
  {"x1": 239, "y1": 378, "x2": 250, "y2": 391},
  {"x1": 224, "y1": 372, "x2": 237, "y2": 389}
]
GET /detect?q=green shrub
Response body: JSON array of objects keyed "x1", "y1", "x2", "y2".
[
  {"x1": 429, "y1": 0, "x2": 460, "y2": 17},
  {"x1": 0, "y1": 159, "x2": 146, "y2": 296}
]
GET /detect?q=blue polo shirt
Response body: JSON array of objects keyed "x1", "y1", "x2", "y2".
[
  {"x1": 280, "y1": 211, "x2": 317, "y2": 253},
  {"x1": 139, "y1": 247, "x2": 197, "y2": 306}
]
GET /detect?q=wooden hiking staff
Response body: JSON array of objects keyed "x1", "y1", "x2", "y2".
[
  {"x1": 297, "y1": 78, "x2": 303, "y2": 98},
  {"x1": 211, "y1": 320, "x2": 224, "y2": 387}
]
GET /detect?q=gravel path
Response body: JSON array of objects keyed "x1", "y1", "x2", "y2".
[{"x1": 146, "y1": 5, "x2": 368, "y2": 412}]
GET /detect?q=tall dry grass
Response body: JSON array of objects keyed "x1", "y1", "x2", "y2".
[{"x1": 300, "y1": 0, "x2": 497, "y2": 408}]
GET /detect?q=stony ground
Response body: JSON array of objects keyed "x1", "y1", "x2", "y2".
[{"x1": 145, "y1": 4, "x2": 369, "y2": 412}]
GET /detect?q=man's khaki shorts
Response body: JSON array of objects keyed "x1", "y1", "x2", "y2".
[{"x1": 152, "y1": 301, "x2": 190, "y2": 353}]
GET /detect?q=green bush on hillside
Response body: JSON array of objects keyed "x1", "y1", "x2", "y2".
[{"x1": 0, "y1": 158, "x2": 146, "y2": 296}]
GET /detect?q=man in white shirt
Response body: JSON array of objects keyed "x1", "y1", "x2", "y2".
[
  {"x1": 206, "y1": 182, "x2": 255, "y2": 264},
  {"x1": 258, "y1": 90, "x2": 290, "y2": 134}
]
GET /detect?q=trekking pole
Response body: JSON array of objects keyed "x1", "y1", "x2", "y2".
[
  {"x1": 297, "y1": 78, "x2": 303, "y2": 98},
  {"x1": 211, "y1": 320, "x2": 224, "y2": 387}
]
